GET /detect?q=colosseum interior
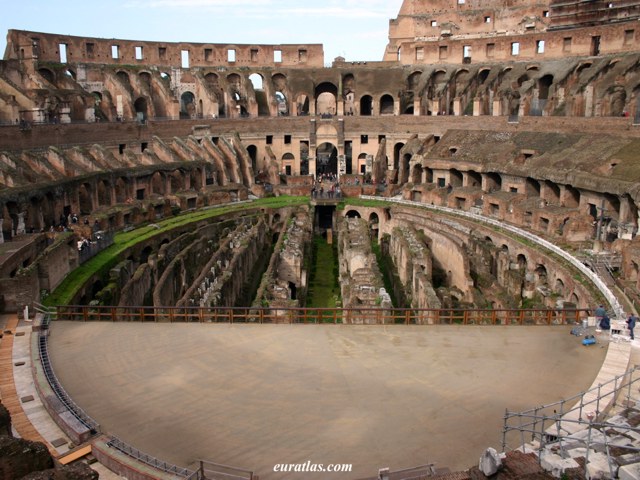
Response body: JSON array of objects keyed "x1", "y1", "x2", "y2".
[{"x1": 1, "y1": 0, "x2": 640, "y2": 478}]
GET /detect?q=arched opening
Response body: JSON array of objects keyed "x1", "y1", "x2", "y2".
[
  {"x1": 250, "y1": 73, "x2": 269, "y2": 117},
  {"x1": 555, "y1": 278, "x2": 565, "y2": 296},
  {"x1": 296, "y1": 94, "x2": 309, "y2": 116},
  {"x1": 369, "y1": 212, "x2": 380, "y2": 240},
  {"x1": 78, "y1": 183, "x2": 93, "y2": 214},
  {"x1": 134, "y1": 97, "x2": 147, "y2": 122},
  {"x1": 275, "y1": 91, "x2": 288, "y2": 116},
  {"x1": 564, "y1": 185, "x2": 580, "y2": 208},
  {"x1": 117, "y1": 71, "x2": 131, "y2": 90},
  {"x1": 38, "y1": 68, "x2": 55, "y2": 84},
  {"x1": 315, "y1": 82, "x2": 338, "y2": 116},
  {"x1": 402, "y1": 154, "x2": 412, "y2": 184},
  {"x1": 467, "y1": 170, "x2": 482, "y2": 188},
  {"x1": 544, "y1": 180, "x2": 561, "y2": 204},
  {"x1": 139, "y1": 71, "x2": 151, "y2": 87},
  {"x1": 411, "y1": 164, "x2": 423, "y2": 184},
  {"x1": 249, "y1": 73, "x2": 263, "y2": 90},
  {"x1": 517, "y1": 253, "x2": 528, "y2": 270},
  {"x1": 360, "y1": 95, "x2": 373, "y2": 116},
  {"x1": 393, "y1": 143, "x2": 404, "y2": 171},
  {"x1": 478, "y1": 69, "x2": 490, "y2": 84},
  {"x1": 247, "y1": 145, "x2": 258, "y2": 173},
  {"x1": 316, "y1": 142, "x2": 338, "y2": 176},
  {"x1": 115, "y1": 177, "x2": 128, "y2": 203},
  {"x1": 282, "y1": 153, "x2": 295, "y2": 176},
  {"x1": 449, "y1": 169, "x2": 463, "y2": 187},
  {"x1": 380, "y1": 94, "x2": 394, "y2": 115},
  {"x1": 97, "y1": 180, "x2": 111, "y2": 207},
  {"x1": 180, "y1": 91, "x2": 196, "y2": 119},
  {"x1": 140, "y1": 246, "x2": 153, "y2": 265},
  {"x1": 538, "y1": 74, "x2": 553, "y2": 100},
  {"x1": 525, "y1": 177, "x2": 541, "y2": 198},
  {"x1": 485, "y1": 172, "x2": 502, "y2": 192},
  {"x1": 357, "y1": 153, "x2": 368, "y2": 175},
  {"x1": 170, "y1": 171, "x2": 184, "y2": 193},
  {"x1": 345, "y1": 210, "x2": 361, "y2": 219},
  {"x1": 150, "y1": 172, "x2": 165, "y2": 195}
]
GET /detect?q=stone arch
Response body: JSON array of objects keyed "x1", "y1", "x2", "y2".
[
  {"x1": 555, "y1": 278, "x2": 565, "y2": 296},
  {"x1": 564, "y1": 185, "x2": 580, "y2": 208},
  {"x1": 78, "y1": 183, "x2": 93, "y2": 214},
  {"x1": 534, "y1": 264, "x2": 548, "y2": 286},
  {"x1": 180, "y1": 91, "x2": 196, "y2": 119},
  {"x1": 140, "y1": 245, "x2": 153, "y2": 265},
  {"x1": 408, "y1": 71, "x2": 421, "y2": 90},
  {"x1": 393, "y1": 142, "x2": 404, "y2": 171},
  {"x1": 150, "y1": 172, "x2": 165, "y2": 195},
  {"x1": 525, "y1": 177, "x2": 541, "y2": 198},
  {"x1": 97, "y1": 180, "x2": 111, "y2": 207},
  {"x1": 315, "y1": 82, "x2": 338, "y2": 115},
  {"x1": 139, "y1": 71, "x2": 152, "y2": 87},
  {"x1": 249, "y1": 73, "x2": 263, "y2": 91},
  {"x1": 316, "y1": 142, "x2": 338, "y2": 176},
  {"x1": 360, "y1": 95, "x2": 373, "y2": 116},
  {"x1": 282, "y1": 153, "x2": 295, "y2": 175},
  {"x1": 357, "y1": 153, "x2": 368, "y2": 175},
  {"x1": 369, "y1": 212, "x2": 380, "y2": 239},
  {"x1": 609, "y1": 86, "x2": 627, "y2": 116},
  {"x1": 517, "y1": 253, "x2": 528, "y2": 270},
  {"x1": 380, "y1": 94, "x2": 395, "y2": 115},
  {"x1": 205, "y1": 72, "x2": 219, "y2": 85},
  {"x1": 478, "y1": 69, "x2": 491, "y2": 84},
  {"x1": 116, "y1": 70, "x2": 131, "y2": 90},
  {"x1": 485, "y1": 172, "x2": 502, "y2": 192},
  {"x1": 411, "y1": 164, "x2": 423, "y2": 184},
  {"x1": 296, "y1": 94, "x2": 309, "y2": 116},
  {"x1": 345, "y1": 210, "x2": 361, "y2": 219},
  {"x1": 544, "y1": 180, "x2": 561, "y2": 204},
  {"x1": 275, "y1": 91, "x2": 287, "y2": 116},
  {"x1": 170, "y1": 170, "x2": 184, "y2": 193},
  {"x1": 449, "y1": 168, "x2": 463, "y2": 187},
  {"x1": 38, "y1": 67, "x2": 55, "y2": 84},
  {"x1": 247, "y1": 145, "x2": 258, "y2": 173},
  {"x1": 538, "y1": 74, "x2": 553, "y2": 100},
  {"x1": 115, "y1": 177, "x2": 128, "y2": 203},
  {"x1": 467, "y1": 170, "x2": 482, "y2": 188},
  {"x1": 134, "y1": 97, "x2": 148, "y2": 122}
]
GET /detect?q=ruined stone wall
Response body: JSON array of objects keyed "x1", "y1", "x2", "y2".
[
  {"x1": 4, "y1": 30, "x2": 324, "y2": 68},
  {"x1": 338, "y1": 216, "x2": 391, "y2": 317}
]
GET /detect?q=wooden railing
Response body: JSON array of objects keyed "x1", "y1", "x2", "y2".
[{"x1": 55, "y1": 305, "x2": 588, "y2": 326}]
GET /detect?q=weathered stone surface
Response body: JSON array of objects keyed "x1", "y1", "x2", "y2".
[
  {"x1": 0, "y1": 436, "x2": 53, "y2": 480},
  {"x1": 0, "y1": 404, "x2": 11, "y2": 437},
  {"x1": 19, "y1": 462, "x2": 99, "y2": 480}
]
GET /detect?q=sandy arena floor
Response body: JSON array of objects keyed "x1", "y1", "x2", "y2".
[{"x1": 48, "y1": 322, "x2": 607, "y2": 479}]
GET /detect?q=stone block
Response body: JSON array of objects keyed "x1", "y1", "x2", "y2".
[
  {"x1": 586, "y1": 451, "x2": 617, "y2": 479},
  {"x1": 20, "y1": 395, "x2": 34, "y2": 403},
  {"x1": 540, "y1": 451, "x2": 580, "y2": 477},
  {"x1": 620, "y1": 463, "x2": 640, "y2": 480}
]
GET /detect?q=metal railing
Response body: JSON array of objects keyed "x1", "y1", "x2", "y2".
[
  {"x1": 55, "y1": 304, "x2": 587, "y2": 325},
  {"x1": 106, "y1": 436, "x2": 194, "y2": 477},
  {"x1": 187, "y1": 460, "x2": 254, "y2": 480},
  {"x1": 37, "y1": 314, "x2": 100, "y2": 433},
  {"x1": 502, "y1": 366, "x2": 640, "y2": 477},
  {"x1": 364, "y1": 196, "x2": 625, "y2": 319}
]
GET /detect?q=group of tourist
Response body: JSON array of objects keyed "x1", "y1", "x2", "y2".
[{"x1": 594, "y1": 304, "x2": 637, "y2": 340}]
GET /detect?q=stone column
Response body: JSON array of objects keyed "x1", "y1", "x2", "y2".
[
  {"x1": 414, "y1": 98, "x2": 421, "y2": 116},
  {"x1": 16, "y1": 212, "x2": 26, "y2": 235}
]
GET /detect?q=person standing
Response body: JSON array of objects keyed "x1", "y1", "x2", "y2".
[
  {"x1": 595, "y1": 305, "x2": 606, "y2": 329},
  {"x1": 627, "y1": 313, "x2": 637, "y2": 340}
]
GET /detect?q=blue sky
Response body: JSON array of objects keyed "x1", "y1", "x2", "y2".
[{"x1": 0, "y1": 0, "x2": 403, "y2": 63}]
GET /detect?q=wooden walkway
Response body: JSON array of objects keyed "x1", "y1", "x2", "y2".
[{"x1": 0, "y1": 314, "x2": 55, "y2": 453}]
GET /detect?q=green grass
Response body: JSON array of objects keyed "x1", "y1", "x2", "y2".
[
  {"x1": 44, "y1": 196, "x2": 307, "y2": 307},
  {"x1": 306, "y1": 235, "x2": 341, "y2": 309}
]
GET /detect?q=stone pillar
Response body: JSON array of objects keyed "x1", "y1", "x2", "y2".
[
  {"x1": 16, "y1": 212, "x2": 26, "y2": 235},
  {"x1": 473, "y1": 97, "x2": 482, "y2": 116},
  {"x1": 492, "y1": 98, "x2": 502, "y2": 116},
  {"x1": 0, "y1": 219, "x2": 3, "y2": 244},
  {"x1": 414, "y1": 98, "x2": 421, "y2": 116},
  {"x1": 453, "y1": 98, "x2": 462, "y2": 116}
]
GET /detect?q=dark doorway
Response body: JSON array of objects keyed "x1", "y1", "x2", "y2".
[
  {"x1": 591, "y1": 36, "x2": 600, "y2": 56},
  {"x1": 316, "y1": 143, "x2": 338, "y2": 176}
]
